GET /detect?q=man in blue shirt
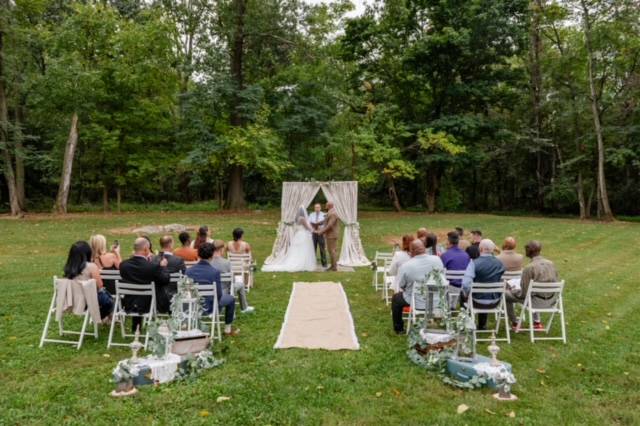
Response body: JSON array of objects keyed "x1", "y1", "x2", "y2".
[
  {"x1": 441, "y1": 231, "x2": 471, "y2": 287},
  {"x1": 186, "y1": 242, "x2": 239, "y2": 337},
  {"x1": 461, "y1": 239, "x2": 504, "y2": 330}
]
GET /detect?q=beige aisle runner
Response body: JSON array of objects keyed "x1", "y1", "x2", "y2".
[{"x1": 275, "y1": 282, "x2": 360, "y2": 350}]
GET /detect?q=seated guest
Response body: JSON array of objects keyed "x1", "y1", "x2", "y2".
[
  {"x1": 64, "y1": 241, "x2": 113, "y2": 321},
  {"x1": 153, "y1": 235, "x2": 187, "y2": 309},
  {"x1": 465, "y1": 229, "x2": 483, "y2": 259},
  {"x1": 186, "y1": 242, "x2": 239, "y2": 336},
  {"x1": 425, "y1": 232, "x2": 439, "y2": 256},
  {"x1": 141, "y1": 235, "x2": 157, "y2": 259},
  {"x1": 416, "y1": 227, "x2": 428, "y2": 247},
  {"x1": 191, "y1": 225, "x2": 213, "y2": 251},
  {"x1": 210, "y1": 240, "x2": 254, "y2": 313},
  {"x1": 120, "y1": 238, "x2": 169, "y2": 332},
  {"x1": 89, "y1": 234, "x2": 121, "y2": 294},
  {"x1": 388, "y1": 235, "x2": 415, "y2": 291},
  {"x1": 461, "y1": 239, "x2": 504, "y2": 330},
  {"x1": 456, "y1": 227, "x2": 471, "y2": 251},
  {"x1": 174, "y1": 231, "x2": 198, "y2": 261},
  {"x1": 441, "y1": 231, "x2": 471, "y2": 289},
  {"x1": 227, "y1": 227, "x2": 252, "y2": 255},
  {"x1": 391, "y1": 240, "x2": 444, "y2": 334},
  {"x1": 506, "y1": 240, "x2": 559, "y2": 331},
  {"x1": 497, "y1": 237, "x2": 524, "y2": 272}
]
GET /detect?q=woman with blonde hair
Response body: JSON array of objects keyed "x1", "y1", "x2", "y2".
[{"x1": 89, "y1": 234, "x2": 121, "y2": 294}]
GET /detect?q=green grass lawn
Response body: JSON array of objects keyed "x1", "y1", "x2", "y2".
[{"x1": 1, "y1": 211, "x2": 639, "y2": 425}]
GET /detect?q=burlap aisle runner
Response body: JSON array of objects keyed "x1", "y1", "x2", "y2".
[{"x1": 274, "y1": 282, "x2": 360, "y2": 350}]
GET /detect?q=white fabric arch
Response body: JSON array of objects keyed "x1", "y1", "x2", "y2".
[{"x1": 263, "y1": 181, "x2": 370, "y2": 268}]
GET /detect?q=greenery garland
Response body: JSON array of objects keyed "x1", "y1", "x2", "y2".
[{"x1": 406, "y1": 268, "x2": 487, "y2": 389}]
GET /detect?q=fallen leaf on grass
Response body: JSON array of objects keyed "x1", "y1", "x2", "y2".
[
  {"x1": 624, "y1": 372, "x2": 630, "y2": 376},
  {"x1": 103, "y1": 353, "x2": 111, "y2": 358},
  {"x1": 8, "y1": 336, "x2": 17, "y2": 341},
  {"x1": 375, "y1": 392, "x2": 382, "y2": 398},
  {"x1": 361, "y1": 332, "x2": 368, "y2": 337},
  {"x1": 216, "y1": 396, "x2": 231, "y2": 403},
  {"x1": 316, "y1": 385, "x2": 324, "y2": 390},
  {"x1": 507, "y1": 411, "x2": 516, "y2": 418},
  {"x1": 199, "y1": 410, "x2": 210, "y2": 417},
  {"x1": 392, "y1": 389, "x2": 401, "y2": 397},
  {"x1": 536, "y1": 368, "x2": 545, "y2": 374},
  {"x1": 457, "y1": 404, "x2": 469, "y2": 414},
  {"x1": 605, "y1": 325, "x2": 610, "y2": 330},
  {"x1": 484, "y1": 409, "x2": 496, "y2": 415}
]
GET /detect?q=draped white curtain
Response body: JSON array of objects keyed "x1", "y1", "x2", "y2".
[
  {"x1": 320, "y1": 181, "x2": 370, "y2": 267},
  {"x1": 263, "y1": 182, "x2": 320, "y2": 265},
  {"x1": 263, "y1": 181, "x2": 370, "y2": 268}
]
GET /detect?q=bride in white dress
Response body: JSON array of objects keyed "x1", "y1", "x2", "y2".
[{"x1": 263, "y1": 206, "x2": 318, "y2": 272}]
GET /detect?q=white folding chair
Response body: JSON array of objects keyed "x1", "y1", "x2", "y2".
[
  {"x1": 444, "y1": 270, "x2": 465, "y2": 311},
  {"x1": 502, "y1": 270, "x2": 522, "y2": 282},
  {"x1": 99, "y1": 269, "x2": 121, "y2": 296},
  {"x1": 39, "y1": 277, "x2": 99, "y2": 350},
  {"x1": 518, "y1": 280, "x2": 567, "y2": 344},
  {"x1": 372, "y1": 251, "x2": 393, "y2": 291},
  {"x1": 229, "y1": 253, "x2": 253, "y2": 291},
  {"x1": 220, "y1": 272, "x2": 234, "y2": 297},
  {"x1": 107, "y1": 281, "x2": 156, "y2": 349},
  {"x1": 406, "y1": 280, "x2": 447, "y2": 334},
  {"x1": 469, "y1": 282, "x2": 511, "y2": 343},
  {"x1": 197, "y1": 283, "x2": 222, "y2": 342},
  {"x1": 382, "y1": 257, "x2": 396, "y2": 305}
]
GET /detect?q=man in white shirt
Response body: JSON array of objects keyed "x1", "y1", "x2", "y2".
[{"x1": 308, "y1": 203, "x2": 327, "y2": 268}]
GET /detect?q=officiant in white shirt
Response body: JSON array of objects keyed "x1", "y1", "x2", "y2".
[{"x1": 308, "y1": 203, "x2": 328, "y2": 268}]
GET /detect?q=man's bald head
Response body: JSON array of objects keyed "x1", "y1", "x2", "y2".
[
  {"x1": 134, "y1": 237, "x2": 150, "y2": 254},
  {"x1": 525, "y1": 240, "x2": 542, "y2": 258},
  {"x1": 479, "y1": 239, "x2": 496, "y2": 254},
  {"x1": 410, "y1": 239, "x2": 426, "y2": 257}
]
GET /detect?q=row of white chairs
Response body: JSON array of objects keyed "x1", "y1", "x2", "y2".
[
  {"x1": 40, "y1": 270, "x2": 229, "y2": 350},
  {"x1": 372, "y1": 250, "x2": 567, "y2": 344}
]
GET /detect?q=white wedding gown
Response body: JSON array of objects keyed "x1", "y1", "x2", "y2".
[{"x1": 263, "y1": 222, "x2": 318, "y2": 272}]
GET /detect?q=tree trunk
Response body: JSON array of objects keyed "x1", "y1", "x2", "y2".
[
  {"x1": 102, "y1": 184, "x2": 109, "y2": 212},
  {"x1": 425, "y1": 170, "x2": 439, "y2": 213},
  {"x1": 529, "y1": 0, "x2": 545, "y2": 211},
  {"x1": 0, "y1": 22, "x2": 23, "y2": 217},
  {"x1": 581, "y1": 1, "x2": 614, "y2": 221},
  {"x1": 226, "y1": 0, "x2": 247, "y2": 210},
  {"x1": 53, "y1": 113, "x2": 79, "y2": 214},
  {"x1": 386, "y1": 175, "x2": 402, "y2": 212},
  {"x1": 14, "y1": 103, "x2": 25, "y2": 209},
  {"x1": 577, "y1": 171, "x2": 587, "y2": 219},
  {"x1": 227, "y1": 165, "x2": 245, "y2": 210},
  {"x1": 116, "y1": 186, "x2": 121, "y2": 213}
]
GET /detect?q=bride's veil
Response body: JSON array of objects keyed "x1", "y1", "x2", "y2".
[{"x1": 295, "y1": 205, "x2": 309, "y2": 225}]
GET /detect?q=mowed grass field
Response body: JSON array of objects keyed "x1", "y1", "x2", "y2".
[{"x1": 1, "y1": 211, "x2": 639, "y2": 425}]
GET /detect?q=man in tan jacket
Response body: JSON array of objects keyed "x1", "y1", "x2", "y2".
[{"x1": 317, "y1": 201, "x2": 340, "y2": 271}]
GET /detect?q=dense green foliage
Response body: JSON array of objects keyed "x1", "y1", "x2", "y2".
[
  {"x1": 1, "y1": 211, "x2": 639, "y2": 423},
  {"x1": 1, "y1": 0, "x2": 639, "y2": 216}
]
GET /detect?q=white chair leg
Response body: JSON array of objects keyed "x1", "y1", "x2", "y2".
[
  {"x1": 77, "y1": 311, "x2": 90, "y2": 350},
  {"x1": 107, "y1": 298, "x2": 119, "y2": 349},
  {"x1": 559, "y1": 297, "x2": 567, "y2": 344},
  {"x1": 39, "y1": 294, "x2": 56, "y2": 348},
  {"x1": 528, "y1": 299, "x2": 535, "y2": 343}
]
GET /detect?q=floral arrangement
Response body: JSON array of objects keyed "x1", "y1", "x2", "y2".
[{"x1": 407, "y1": 268, "x2": 488, "y2": 389}]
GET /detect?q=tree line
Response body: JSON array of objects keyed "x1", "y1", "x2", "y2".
[{"x1": 0, "y1": 0, "x2": 638, "y2": 219}]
